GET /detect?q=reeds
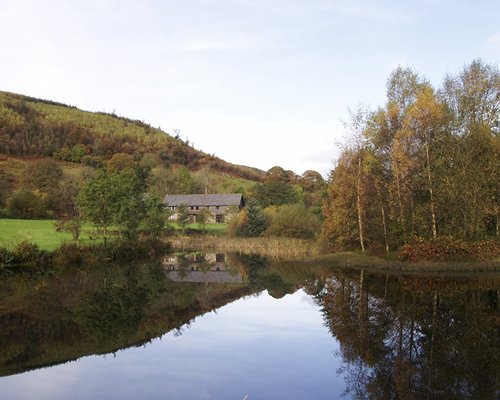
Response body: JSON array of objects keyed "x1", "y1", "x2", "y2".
[{"x1": 169, "y1": 236, "x2": 317, "y2": 260}]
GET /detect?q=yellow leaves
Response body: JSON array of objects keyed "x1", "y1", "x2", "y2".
[{"x1": 403, "y1": 87, "x2": 447, "y2": 136}]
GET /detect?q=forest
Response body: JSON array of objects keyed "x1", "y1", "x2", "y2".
[{"x1": 323, "y1": 60, "x2": 500, "y2": 254}]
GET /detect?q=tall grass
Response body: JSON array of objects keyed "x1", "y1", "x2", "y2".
[{"x1": 169, "y1": 236, "x2": 317, "y2": 260}]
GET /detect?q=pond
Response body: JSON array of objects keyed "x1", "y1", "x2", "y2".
[{"x1": 0, "y1": 253, "x2": 498, "y2": 399}]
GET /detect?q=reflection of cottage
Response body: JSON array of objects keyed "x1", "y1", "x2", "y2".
[
  {"x1": 164, "y1": 253, "x2": 243, "y2": 283},
  {"x1": 163, "y1": 194, "x2": 244, "y2": 223}
]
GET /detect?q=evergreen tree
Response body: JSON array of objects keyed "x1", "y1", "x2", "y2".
[{"x1": 237, "y1": 199, "x2": 268, "y2": 237}]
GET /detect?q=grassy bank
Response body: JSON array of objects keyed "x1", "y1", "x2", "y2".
[{"x1": 2, "y1": 219, "x2": 498, "y2": 272}]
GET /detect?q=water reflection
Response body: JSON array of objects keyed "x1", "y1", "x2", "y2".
[
  {"x1": 164, "y1": 253, "x2": 243, "y2": 283},
  {"x1": 0, "y1": 255, "x2": 498, "y2": 399},
  {"x1": 317, "y1": 270, "x2": 500, "y2": 400}
]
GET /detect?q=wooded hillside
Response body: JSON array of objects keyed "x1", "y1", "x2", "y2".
[{"x1": 0, "y1": 90, "x2": 264, "y2": 181}]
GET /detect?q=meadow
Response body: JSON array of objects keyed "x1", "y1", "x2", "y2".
[
  {"x1": 0, "y1": 219, "x2": 97, "y2": 251},
  {"x1": 0, "y1": 219, "x2": 227, "y2": 251}
]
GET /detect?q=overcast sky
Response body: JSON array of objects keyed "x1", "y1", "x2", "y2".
[{"x1": 1, "y1": 0, "x2": 499, "y2": 176}]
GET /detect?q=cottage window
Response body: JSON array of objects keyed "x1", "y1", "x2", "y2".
[
  {"x1": 216, "y1": 206, "x2": 220, "y2": 210},
  {"x1": 196, "y1": 206, "x2": 199, "y2": 210}
]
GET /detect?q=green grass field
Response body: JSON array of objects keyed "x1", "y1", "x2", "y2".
[
  {"x1": 186, "y1": 222, "x2": 227, "y2": 235},
  {"x1": 0, "y1": 219, "x2": 228, "y2": 251},
  {"x1": 0, "y1": 219, "x2": 98, "y2": 251}
]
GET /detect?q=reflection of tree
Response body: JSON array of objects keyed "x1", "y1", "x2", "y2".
[
  {"x1": 237, "y1": 254, "x2": 268, "y2": 290},
  {"x1": 76, "y1": 266, "x2": 149, "y2": 345},
  {"x1": 316, "y1": 271, "x2": 500, "y2": 399},
  {"x1": 260, "y1": 273, "x2": 294, "y2": 299},
  {"x1": 0, "y1": 259, "x2": 252, "y2": 377}
]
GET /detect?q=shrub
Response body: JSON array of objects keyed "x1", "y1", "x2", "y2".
[
  {"x1": 52, "y1": 242, "x2": 83, "y2": 265},
  {"x1": 12, "y1": 240, "x2": 42, "y2": 264},
  {"x1": 0, "y1": 247, "x2": 14, "y2": 265},
  {"x1": 398, "y1": 237, "x2": 500, "y2": 262},
  {"x1": 265, "y1": 204, "x2": 321, "y2": 239}
]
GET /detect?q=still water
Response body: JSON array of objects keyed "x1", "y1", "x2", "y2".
[{"x1": 0, "y1": 253, "x2": 498, "y2": 399}]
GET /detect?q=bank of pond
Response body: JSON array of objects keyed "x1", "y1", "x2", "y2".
[
  {"x1": 1, "y1": 218, "x2": 499, "y2": 270},
  {"x1": 1, "y1": 235, "x2": 499, "y2": 274},
  {"x1": 0, "y1": 252, "x2": 498, "y2": 399}
]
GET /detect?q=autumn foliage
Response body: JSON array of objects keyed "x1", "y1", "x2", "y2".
[{"x1": 323, "y1": 60, "x2": 500, "y2": 255}]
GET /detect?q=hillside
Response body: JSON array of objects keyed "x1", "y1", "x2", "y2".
[{"x1": 0, "y1": 90, "x2": 265, "y2": 183}]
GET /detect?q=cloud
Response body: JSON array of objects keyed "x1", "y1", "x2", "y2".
[
  {"x1": 486, "y1": 32, "x2": 500, "y2": 47},
  {"x1": 317, "y1": 0, "x2": 418, "y2": 23},
  {"x1": 177, "y1": 33, "x2": 273, "y2": 52}
]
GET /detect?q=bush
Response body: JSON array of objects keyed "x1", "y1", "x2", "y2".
[
  {"x1": 398, "y1": 237, "x2": 500, "y2": 262},
  {"x1": 12, "y1": 240, "x2": 42, "y2": 264},
  {"x1": 53, "y1": 145, "x2": 86, "y2": 163},
  {"x1": 0, "y1": 247, "x2": 14, "y2": 265},
  {"x1": 52, "y1": 242, "x2": 83, "y2": 265},
  {"x1": 265, "y1": 204, "x2": 321, "y2": 239}
]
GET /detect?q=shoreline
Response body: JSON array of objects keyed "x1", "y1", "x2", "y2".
[
  {"x1": 168, "y1": 236, "x2": 500, "y2": 273},
  {"x1": 1, "y1": 234, "x2": 499, "y2": 273}
]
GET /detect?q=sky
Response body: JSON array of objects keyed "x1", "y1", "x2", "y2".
[{"x1": 0, "y1": 0, "x2": 499, "y2": 176}]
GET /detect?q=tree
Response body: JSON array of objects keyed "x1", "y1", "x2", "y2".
[
  {"x1": 54, "y1": 217, "x2": 82, "y2": 241},
  {"x1": 142, "y1": 194, "x2": 168, "y2": 237},
  {"x1": 176, "y1": 204, "x2": 191, "y2": 234},
  {"x1": 22, "y1": 159, "x2": 63, "y2": 194},
  {"x1": 297, "y1": 170, "x2": 325, "y2": 192},
  {"x1": 265, "y1": 166, "x2": 290, "y2": 183},
  {"x1": 401, "y1": 87, "x2": 447, "y2": 239},
  {"x1": 147, "y1": 165, "x2": 195, "y2": 198},
  {"x1": 76, "y1": 168, "x2": 144, "y2": 242},
  {"x1": 323, "y1": 60, "x2": 500, "y2": 252},
  {"x1": 342, "y1": 107, "x2": 372, "y2": 252},
  {"x1": 0, "y1": 177, "x2": 9, "y2": 210},
  {"x1": 442, "y1": 59, "x2": 500, "y2": 133},
  {"x1": 54, "y1": 144, "x2": 86, "y2": 162},
  {"x1": 112, "y1": 170, "x2": 145, "y2": 239},
  {"x1": 236, "y1": 199, "x2": 268, "y2": 237},
  {"x1": 107, "y1": 153, "x2": 135, "y2": 172},
  {"x1": 77, "y1": 170, "x2": 117, "y2": 243},
  {"x1": 251, "y1": 181, "x2": 300, "y2": 208},
  {"x1": 7, "y1": 189, "x2": 46, "y2": 218},
  {"x1": 323, "y1": 149, "x2": 364, "y2": 250},
  {"x1": 196, "y1": 208, "x2": 212, "y2": 233},
  {"x1": 22, "y1": 158, "x2": 63, "y2": 213}
]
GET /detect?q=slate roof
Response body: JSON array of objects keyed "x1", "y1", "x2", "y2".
[{"x1": 163, "y1": 193, "x2": 243, "y2": 207}]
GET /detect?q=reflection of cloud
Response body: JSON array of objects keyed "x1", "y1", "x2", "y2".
[{"x1": 1, "y1": 361, "x2": 82, "y2": 400}]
